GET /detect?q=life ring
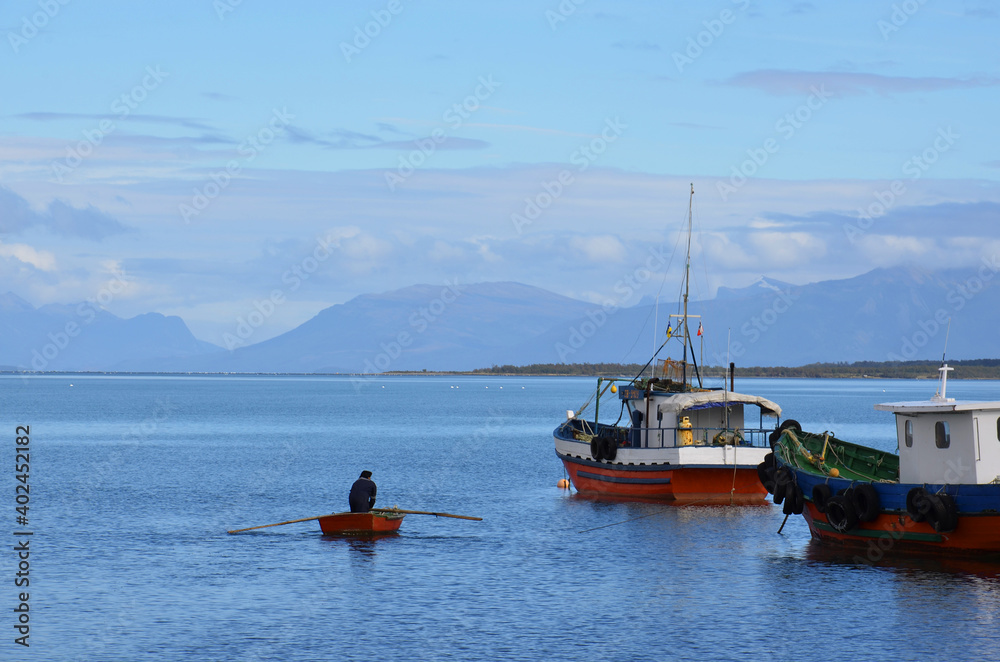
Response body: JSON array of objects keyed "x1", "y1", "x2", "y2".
[
  {"x1": 825, "y1": 495, "x2": 859, "y2": 533},
  {"x1": 811, "y1": 484, "x2": 833, "y2": 514},
  {"x1": 852, "y1": 484, "x2": 881, "y2": 523},
  {"x1": 590, "y1": 436, "x2": 603, "y2": 461},
  {"x1": 926, "y1": 493, "x2": 958, "y2": 533},
  {"x1": 906, "y1": 487, "x2": 931, "y2": 522},
  {"x1": 601, "y1": 435, "x2": 618, "y2": 462}
]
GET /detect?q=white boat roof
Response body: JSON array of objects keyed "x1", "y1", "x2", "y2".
[
  {"x1": 870, "y1": 363, "x2": 1000, "y2": 414},
  {"x1": 873, "y1": 364, "x2": 1000, "y2": 414},
  {"x1": 874, "y1": 400, "x2": 1000, "y2": 414},
  {"x1": 651, "y1": 390, "x2": 782, "y2": 417}
]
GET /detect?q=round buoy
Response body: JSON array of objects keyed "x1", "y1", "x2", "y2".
[
  {"x1": 829, "y1": 468, "x2": 840, "y2": 478},
  {"x1": 557, "y1": 478, "x2": 570, "y2": 489}
]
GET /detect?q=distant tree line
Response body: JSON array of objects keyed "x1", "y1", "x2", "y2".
[
  {"x1": 731, "y1": 359, "x2": 1000, "y2": 379},
  {"x1": 471, "y1": 363, "x2": 648, "y2": 376},
  {"x1": 467, "y1": 359, "x2": 1000, "y2": 379}
]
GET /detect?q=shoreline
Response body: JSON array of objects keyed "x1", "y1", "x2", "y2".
[{"x1": 3, "y1": 364, "x2": 1000, "y2": 380}]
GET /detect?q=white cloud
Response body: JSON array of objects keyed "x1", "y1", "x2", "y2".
[
  {"x1": 568, "y1": 235, "x2": 626, "y2": 263},
  {"x1": 428, "y1": 240, "x2": 466, "y2": 262},
  {"x1": 855, "y1": 235, "x2": 933, "y2": 265},
  {"x1": 0, "y1": 241, "x2": 57, "y2": 271},
  {"x1": 749, "y1": 231, "x2": 827, "y2": 262}
]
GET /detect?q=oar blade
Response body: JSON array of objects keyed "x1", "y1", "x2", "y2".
[
  {"x1": 227, "y1": 515, "x2": 324, "y2": 534},
  {"x1": 374, "y1": 508, "x2": 482, "y2": 521}
]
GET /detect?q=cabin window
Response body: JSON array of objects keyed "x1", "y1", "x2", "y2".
[
  {"x1": 935, "y1": 421, "x2": 950, "y2": 449},
  {"x1": 996, "y1": 417, "x2": 1000, "y2": 442},
  {"x1": 904, "y1": 420, "x2": 913, "y2": 448}
]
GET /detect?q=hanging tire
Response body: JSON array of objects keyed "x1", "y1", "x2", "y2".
[
  {"x1": 794, "y1": 486, "x2": 805, "y2": 514},
  {"x1": 780, "y1": 419, "x2": 802, "y2": 433},
  {"x1": 783, "y1": 485, "x2": 804, "y2": 515},
  {"x1": 926, "y1": 493, "x2": 958, "y2": 533},
  {"x1": 590, "y1": 436, "x2": 603, "y2": 461},
  {"x1": 906, "y1": 487, "x2": 931, "y2": 523},
  {"x1": 773, "y1": 481, "x2": 787, "y2": 505},
  {"x1": 782, "y1": 487, "x2": 797, "y2": 515},
  {"x1": 773, "y1": 467, "x2": 793, "y2": 504},
  {"x1": 757, "y1": 461, "x2": 776, "y2": 494},
  {"x1": 812, "y1": 484, "x2": 833, "y2": 514},
  {"x1": 825, "y1": 495, "x2": 859, "y2": 533},
  {"x1": 769, "y1": 419, "x2": 802, "y2": 447},
  {"x1": 774, "y1": 466, "x2": 794, "y2": 492},
  {"x1": 852, "y1": 484, "x2": 881, "y2": 523},
  {"x1": 602, "y1": 435, "x2": 618, "y2": 462}
]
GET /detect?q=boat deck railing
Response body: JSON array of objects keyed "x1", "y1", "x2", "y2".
[{"x1": 560, "y1": 419, "x2": 772, "y2": 449}]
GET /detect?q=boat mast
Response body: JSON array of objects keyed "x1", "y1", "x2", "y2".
[
  {"x1": 682, "y1": 184, "x2": 692, "y2": 385},
  {"x1": 679, "y1": 183, "x2": 704, "y2": 389}
]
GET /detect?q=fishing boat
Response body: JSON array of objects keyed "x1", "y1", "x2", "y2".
[
  {"x1": 318, "y1": 510, "x2": 406, "y2": 535},
  {"x1": 764, "y1": 363, "x2": 1000, "y2": 555},
  {"x1": 553, "y1": 185, "x2": 786, "y2": 504}
]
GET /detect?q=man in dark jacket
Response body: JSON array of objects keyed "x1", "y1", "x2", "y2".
[{"x1": 349, "y1": 470, "x2": 377, "y2": 512}]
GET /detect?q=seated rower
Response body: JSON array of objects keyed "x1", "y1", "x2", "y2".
[{"x1": 349, "y1": 470, "x2": 377, "y2": 512}]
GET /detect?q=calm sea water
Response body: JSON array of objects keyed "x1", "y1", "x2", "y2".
[{"x1": 5, "y1": 373, "x2": 1000, "y2": 661}]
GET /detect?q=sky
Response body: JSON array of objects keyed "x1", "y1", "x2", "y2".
[{"x1": 2, "y1": 0, "x2": 999, "y2": 346}]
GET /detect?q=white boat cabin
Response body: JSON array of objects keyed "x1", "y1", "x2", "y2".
[
  {"x1": 617, "y1": 386, "x2": 781, "y2": 448},
  {"x1": 875, "y1": 365, "x2": 1000, "y2": 485}
]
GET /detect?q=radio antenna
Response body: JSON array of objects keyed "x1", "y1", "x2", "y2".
[{"x1": 941, "y1": 318, "x2": 952, "y2": 364}]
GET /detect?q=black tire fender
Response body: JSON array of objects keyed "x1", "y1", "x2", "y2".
[
  {"x1": 825, "y1": 495, "x2": 859, "y2": 533},
  {"x1": 779, "y1": 419, "x2": 802, "y2": 433},
  {"x1": 906, "y1": 487, "x2": 931, "y2": 523},
  {"x1": 852, "y1": 484, "x2": 881, "y2": 523},
  {"x1": 783, "y1": 485, "x2": 804, "y2": 515},
  {"x1": 769, "y1": 419, "x2": 802, "y2": 447},
  {"x1": 772, "y1": 467, "x2": 794, "y2": 505},
  {"x1": 792, "y1": 485, "x2": 805, "y2": 515},
  {"x1": 926, "y1": 493, "x2": 958, "y2": 533},
  {"x1": 601, "y1": 435, "x2": 617, "y2": 462},
  {"x1": 757, "y1": 462, "x2": 774, "y2": 494},
  {"x1": 590, "y1": 436, "x2": 604, "y2": 461},
  {"x1": 773, "y1": 481, "x2": 787, "y2": 505},
  {"x1": 811, "y1": 483, "x2": 833, "y2": 514}
]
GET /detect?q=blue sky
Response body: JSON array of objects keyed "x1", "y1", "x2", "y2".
[{"x1": 2, "y1": 0, "x2": 998, "y2": 345}]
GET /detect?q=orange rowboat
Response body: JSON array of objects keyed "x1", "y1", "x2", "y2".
[
  {"x1": 227, "y1": 508, "x2": 478, "y2": 535},
  {"x1": 317, "y1": 511, "x2": 405, "y2": 535}
]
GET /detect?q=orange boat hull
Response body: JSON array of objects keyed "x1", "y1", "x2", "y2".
[
  {"x1": 560, "y1": 455, "x2": 767, "y2": 504},
  {"x1": 318, "y1": 511, "x2": 405, "y2": 535},
  {"x1": 802, "y1": 503, "x2": 1000, "y2": 556}
]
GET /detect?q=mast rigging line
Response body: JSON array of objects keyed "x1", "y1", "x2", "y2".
[{"x1": 620, "y1": 210, "x2": 687, "y2": 364}]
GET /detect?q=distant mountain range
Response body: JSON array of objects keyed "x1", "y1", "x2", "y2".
[
  {"x1": 3, "y1": 265, "x2": 999, "y2": 372},
  {"x1": 0, "y1": 292, "x2": 217, "y2": 371}
]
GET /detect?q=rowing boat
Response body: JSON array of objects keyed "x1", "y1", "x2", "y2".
[{"x1": 318, "y1": 510, "x2": 406, "y2": 535}]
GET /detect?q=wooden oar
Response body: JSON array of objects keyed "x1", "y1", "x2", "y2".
[
  {"x1": 374, "y1": 508, "x2": 482, "y2": 521},
  {"x1": 227, "y1": 515, "x2": 325, "y2": 534}
]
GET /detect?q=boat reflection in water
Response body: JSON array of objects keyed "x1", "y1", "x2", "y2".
[{"x1": 803, "y1": 541, "x2": 1000, "y2": 581}]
